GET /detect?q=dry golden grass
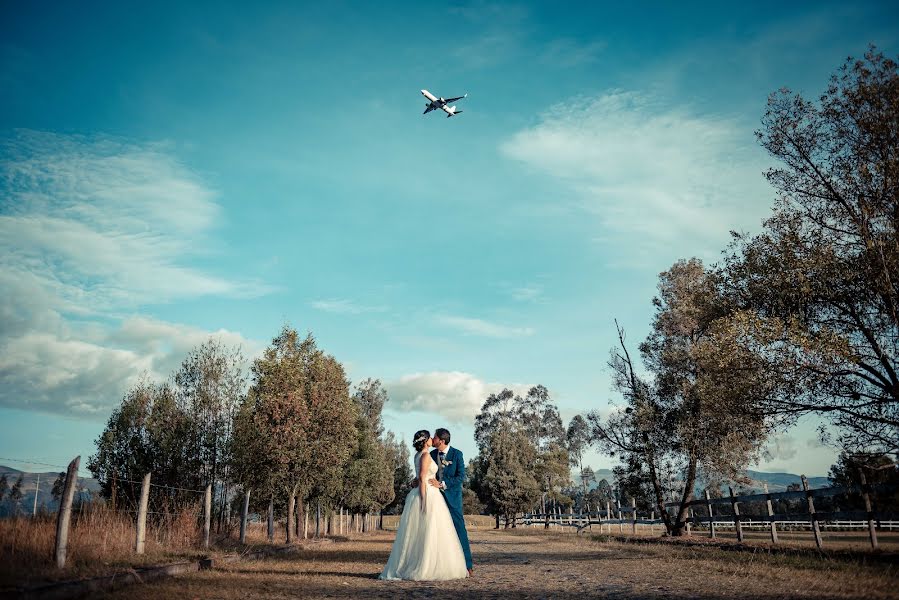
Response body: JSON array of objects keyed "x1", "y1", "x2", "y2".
[
  {"x1": 380, "y1": 513, "x2": 496, "y2": 530},
  {"x1": 0, "y1": 502, "x2": 213, "y2": 589}
]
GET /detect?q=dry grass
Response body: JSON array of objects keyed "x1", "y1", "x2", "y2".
[
  {"x1": 0, "y1": 502, "x2": 214, "y2": 589},
  {"x1": 90, "y1": 528, "x2": 898, "y2": 600}
]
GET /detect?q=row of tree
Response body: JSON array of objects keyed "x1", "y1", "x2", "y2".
[
  {"x1": 585, "y1": 48, "x2": 899, "y2": 535},
  {"x1": 87, "y1": 326, "x2": 409, "y2": 534}
]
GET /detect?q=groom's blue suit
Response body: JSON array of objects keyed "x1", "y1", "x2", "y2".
[{"x1": 431, "y1": 446, "x2": 472, "y2": 570}]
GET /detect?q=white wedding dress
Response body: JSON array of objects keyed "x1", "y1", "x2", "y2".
[{"x1": 379, "y1": 450, "x2": 468, "y2": 581}]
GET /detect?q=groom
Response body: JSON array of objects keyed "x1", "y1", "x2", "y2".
[{"x1": 427, "y1": 428, "x2": 473, "y2": 575}]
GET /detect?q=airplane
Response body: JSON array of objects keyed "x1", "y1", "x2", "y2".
[{"x1": 421, "y1": 89, "x2": 467, "y2": 118}]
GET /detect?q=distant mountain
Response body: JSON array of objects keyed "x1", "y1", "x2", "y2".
[
  {"x1": 0, "y1": 465, "x2": 100, "y2": 517},
  {"x1": 576, "y1": 467, "x2": 830, "y2": 494}
]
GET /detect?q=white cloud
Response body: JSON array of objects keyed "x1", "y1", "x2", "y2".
[
  {"x1": 386, "y1": 371, "x2": 533, "y2": 423},
  {"x1": 510, "y1": 284, "x2": 543, "y2": 302},
  {"x1": 0, "y1": 131, "x2": 268, "y2": 417},
  {"x1": 763, "y1": 434, "x2": 799, "y2": 462},
  {"x1": 436, "y1": 315, "x2": 535, "y2": 338},
  {"x1": 501, "y1": 91, "x2": 772, "y2": 263},
  {"x1": 310, "y1": 298, "x2": 387, "y2": 315}
]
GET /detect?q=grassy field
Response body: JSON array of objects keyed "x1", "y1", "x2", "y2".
[{"x1": 88, "y1": 528, "x2": 898, "y2": 600}]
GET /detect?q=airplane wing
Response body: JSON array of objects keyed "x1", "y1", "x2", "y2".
[
  {"x1": 421, "y1": 89, "x2": 438, "y2": 102},
  {"x1": 444, "y1": 94, "x2": 467, "y2": 103},
  {"x1": 423, "y1": 105, "x2": 435, "y2": 114}
]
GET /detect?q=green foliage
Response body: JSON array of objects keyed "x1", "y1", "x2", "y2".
[
  {"x1": 382, "y1": 432, "x2": 412, "y2": 515},
  {"x1": 9, "y1": 474, "x2": 23, "y2": 513},
  {"x1": 342, "y1": 379, "x2": 394, "y2": 514},
  {"x1": 0, "y1": 474, "x2": 7, "y2": 502},
  {"x1": 50, "y1": 472, "x2": 65, "y2": 503},
  {"x1": 473, "y1": 386, "x2": 568, "y2": 521},
  {"x1": 722, "y1": 47, "x2": 899, "y2": 456}
]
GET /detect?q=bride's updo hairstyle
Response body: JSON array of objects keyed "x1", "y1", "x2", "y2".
[{"x1": 412, "y1": 430, "x2": 431, "y2": 452}]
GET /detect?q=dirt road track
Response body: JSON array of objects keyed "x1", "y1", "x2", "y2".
[{"x1": 95, "y1": 529, "x2": 898, "y2": 600}]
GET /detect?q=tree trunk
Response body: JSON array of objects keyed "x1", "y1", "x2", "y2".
[
  {"x1": 642, "y1": 440, "x2": 673, "y2": 534},
  {"x1": 670, "y1": 454, "x2": 698, "y2": 536}
]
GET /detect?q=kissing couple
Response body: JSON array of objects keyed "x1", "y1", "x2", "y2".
[{"x1": 379, "y1": 428, "x2": 473, "y2": 581}]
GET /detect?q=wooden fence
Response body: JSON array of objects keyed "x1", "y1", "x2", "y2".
[
  {"x1": 41, "y1": 456, "x2": 384, "y2": 569},
  {"x1": 519, "y1": 476, "x2": 898, "y2": 550}
]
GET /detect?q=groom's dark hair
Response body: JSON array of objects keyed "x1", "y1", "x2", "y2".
[{"x1": 434, "y1": 428, "x2": 451, "y2": 444}]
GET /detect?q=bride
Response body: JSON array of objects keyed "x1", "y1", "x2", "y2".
[{"x1": 379, "y1": 430, "x2": 468, "y2": 581}]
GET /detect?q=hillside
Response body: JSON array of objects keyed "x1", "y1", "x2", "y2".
[
  {"x1": 0, "y1": 465, "x2": 100, "y2": 516},
  {"x1": 582, "y1": 467, "x2": 830, "y2": 494}
]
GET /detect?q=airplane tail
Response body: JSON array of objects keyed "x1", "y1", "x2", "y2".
[{"x1": 446, "y1": 106, "x2": 462, "y2": 118}]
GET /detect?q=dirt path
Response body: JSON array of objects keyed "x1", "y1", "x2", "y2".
[{"x1": 96, "y1": 529, "x2": 898, "y2": 600}]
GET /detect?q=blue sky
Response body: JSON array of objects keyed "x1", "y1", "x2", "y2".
[{"x1": 2, "y1": 1, "x2": 897, "y2": 479}]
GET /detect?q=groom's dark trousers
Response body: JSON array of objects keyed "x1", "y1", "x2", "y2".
[{"x1": 431, "y1": 447, "x2": 473, "y2": 570}]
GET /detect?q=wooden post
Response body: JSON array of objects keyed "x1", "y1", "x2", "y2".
[
  {"x1": 686, "y1": 507, "x2": 692, "y2": 536},
  {"x1": 203, "y1": 484, "x2": 212, "y2": 549},
  {"x1": 267, "y1": 498, "x2": 274, "y2": 543},
  {"x1": 239, "y1": 489, "x2": 250, "y2": 544},
  {"x1": 54, "y1": 456, "x2": 80, "y2": 569},
  {"x1": 801, "y1": 475, "x2": 823, "y2": 549},
  {"x1": 728, "y1": 487, "x2": 744, "y2": 542},
  {"x1": 763, "y1": 483, "x2": 778, "y2": 544},
  {"x1": 134, "y1": 472, "x2": 151, "y2": 554},
  {"x1": 705, "y1": 489, "x2": 715, "y2": 538},
  {"x1": 857, "y1": 468, "x2": 878, "y2": 550},
  {"x1": 32, "y1": 473, "x2": 41, "y2": 517},
  {"x1": 339, "y1": 506, "x2": 344, "y2": 535}
]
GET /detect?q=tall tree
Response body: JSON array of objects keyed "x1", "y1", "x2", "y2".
[
  {"x1": 51, "y1": 472, "x2": 66, "y2": 504},
  {"x1": 591, "y1": 260, "x2": 777, "y2": 535},
  {"x1": 342, "y1": 379, "x2": 393, "y2": 517},
  {"x1": 724, "y1": 48, "x2": 899, "y2": 456},
  {"x1": 174, "y1": 339, "x2": 246, "y2": 529},
  {"x1": 9, "y1": 474, "x2": 23, "y2": 515},
  {"x1": 473, "y1": 388, "x2": 542, "y2": 522},
  {"x1": 566, "y1": 415, "x2": 591, "y2": 497},
  {"x1": 382, "y1": 432, "x2": 412, "y2": 515}
]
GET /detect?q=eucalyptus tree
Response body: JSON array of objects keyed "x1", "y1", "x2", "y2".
[
  {"x1": 473, "y1": 388, "x2": 542, "y2": 523},
  {"x1": 723, "y1": 48, "x2": 899, "y2": 457},
  {"x1": 174, "y1": 339, "x2": 246, "y2": 529},
  {"x1": 591, "y1": 260, "x2": 777, "y2": 535}
]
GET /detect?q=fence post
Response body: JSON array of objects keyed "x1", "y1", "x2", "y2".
[
  {"x1": 54, "y1": 456, "x2": 80, "y2": 569},
  {"x1": 267, "y1": 497, "x2": 274, "y2": 543},
  {"x1": 686, "y1": 507, "x2": 692, "y2": 536},
  {"x1": 605, "y1": 501, "x2": 611, "y2": 534},
  {"x1": 203, "y1": 484, "x2": 212, "y2": 549},
  {"x1": 728, "y1": 487, "x2": 744, "y2": 542},
  {"x1": 239, "y1": 489, "x2": 251, "y2": 544},
  {"x1": 856, "y1": 468, "x2": 878, "y2": 550},
  {"x1": 800, "y1": 475, "x2": 823, "y2": 549},
  {"x1": 134, "y1": 472, "x2": 151, "y2": 554},
  {"x1": 705, "y1": 489, "x2": 715, "y2": 538},
  {"x1": 763, "y1": 483, "x2": 778, "y2": 544}
]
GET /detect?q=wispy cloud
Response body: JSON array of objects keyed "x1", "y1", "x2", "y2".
[
  {"x1": 0, "y1": 130, "x2": 268, "y2": 417},
  {"x1": 436, "y1": 315, "x2": 535, "y2": 338},
  {"x1": 510, "y1": 283, "x2": 543, "y2": 302},
  {"x1": 386, "y1": 371, "x2": 533, "y2": 423},
  {"x1": 310, "y1": 298, "x2": 387, "y2": 315},
  {"x1": 501, "y1": 91, "x2": 772, "y2": 264},
  {"x1": 538, "y1": 38, "x2": 606, "y2": 68}
]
